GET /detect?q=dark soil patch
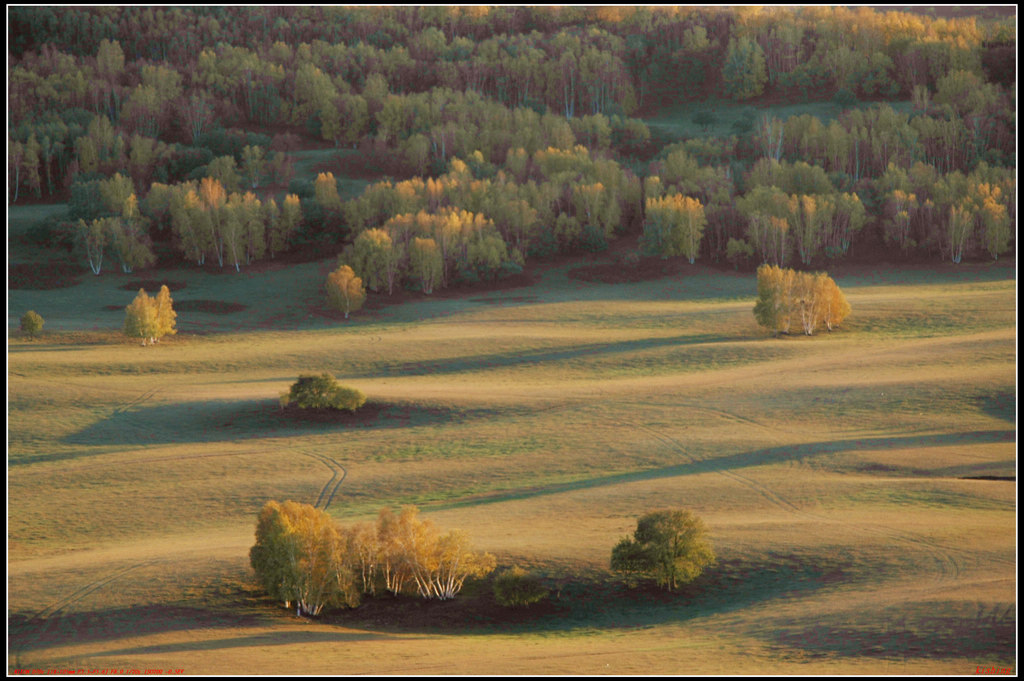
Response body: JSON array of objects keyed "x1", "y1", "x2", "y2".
[
  {"x1": 9, "y1": 261, "x2": 82, "y2": 290},
  {"x1": 174, "y1": 300, "x2": 248, "y2": 315},
  {"x1": 118, "y1": 280, "x2": 188, "y2": 292}
]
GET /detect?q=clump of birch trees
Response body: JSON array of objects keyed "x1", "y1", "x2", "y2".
[
  {"x1": 250, "y1": 501, "x2": 495, "y2": 617},
  {"x1": 753, "y1": 264, "x2": 850, "y2": 336}
]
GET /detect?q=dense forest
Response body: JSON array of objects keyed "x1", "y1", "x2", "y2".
[{"x1": 8, "y1": 6, "x2": 1016, "y2": 290}]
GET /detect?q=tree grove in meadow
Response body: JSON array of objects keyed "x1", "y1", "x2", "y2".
[
  {"x1": 251, "y1": 501, "x2": 495, "y2": 616},
  {"x1": 753, "y1": 265, "x2": 851, "y2": 336}
]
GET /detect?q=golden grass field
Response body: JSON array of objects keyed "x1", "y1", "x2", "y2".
[{"x1": 7, "y1": 241, "x2": 1016, "y2": 675}]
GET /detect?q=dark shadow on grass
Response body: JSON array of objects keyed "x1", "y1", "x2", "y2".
[
  {"x1": 89, "y1": 629, "x2": 400, "y2": 658},
  {"x1": 767, "y1": 602, "x2": 1015, "y2": 661},
  {"x1": 975, "y1": 389, "x2": 1016, "y2": 423},
  {"x1": 365, "y1": 333, "x2": 736, "y2": 378},
  {"x1": 9, "y1": 580, "x2": 404, "y2": 658},
  {"x1": 53, "y1": 400, "x2": 500, "y2": 453},
  {"x1": 432, "y1": 430, "x2": 1017, "y2": 511},
  {"x1": 320, "y1": 552, "x2": 847, "y2": 636},
  {"x1": 9, "y1": 605, "x2": 265, "y2": 653}
]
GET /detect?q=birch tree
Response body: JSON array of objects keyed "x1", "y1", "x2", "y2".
[{"x1": 325, "y1": 265, "x2": 366, "y2": 319}]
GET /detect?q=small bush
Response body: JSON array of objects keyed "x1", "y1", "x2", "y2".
[
  {"x1": 284, "y1": 373, "x2": 366, "y2": 412},
  {"x1": 493, "y1": 566, "x2": 549, "y2": 608},
  {"x1": 20, "y1": 310, "x2": 44, "y2": 338}
]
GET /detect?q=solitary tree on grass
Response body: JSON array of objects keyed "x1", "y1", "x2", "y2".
[
  {"x1": 283, "y1": 373, "x2": 366, "y2": 412},
  {"x1": 124, "y1": 285, "x2": 176, "y2": 345},
  {"x1": 325, "y1": 265, "x2": 367, "y2": 319},
  {"x1": 611, "y1": 509, "x2": 716, "y2": 591},
  {"x1": 20, "y1": 310, "x2": 44, "y2": 338}
]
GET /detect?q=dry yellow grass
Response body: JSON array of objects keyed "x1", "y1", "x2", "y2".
[{"x1": 8, "y1": 261, "x2": 1016, "y2": 674}]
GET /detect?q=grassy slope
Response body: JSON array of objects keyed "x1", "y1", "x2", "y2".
[{"x1": 8, "y1": 247, "x2": 1016, "y2": 674}]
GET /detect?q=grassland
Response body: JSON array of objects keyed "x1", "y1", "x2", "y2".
[
  {"x1": 7, "y1": 213, "x2": 1016, "y2": 675},
  {"x1": 643, "y1": 98, "x2": 915, "y2": 142}
]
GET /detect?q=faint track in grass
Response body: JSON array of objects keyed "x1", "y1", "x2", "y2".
[
  {"x1": 304, "y1": 452, "x2": 348, "y2": 510},
  {"x1": 112, "y1": 387, "x2": 161, "y2": 415},
  {"x1": 11, "y1": 559, "x2": 161, "y2": 661},
  {"x1": 43, "y1": 448, "x2": 351, "y2": 512}
]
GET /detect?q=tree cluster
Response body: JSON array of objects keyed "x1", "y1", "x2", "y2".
[
  {"x1": 251, "y1": 502, "x2": 496, "y2": 616},
  {"x1": 123, "y1": 284, "x2": 176, "y2": 345},
  {"x1": 336, "y1": 147, "x2": 641, "y2": 294},
  {"x1": 8, "y1": 5, "x2": 1015, "y2": 272},
  {"x1": 753, "y1": 265, "x2": 851, "y2": 337}
]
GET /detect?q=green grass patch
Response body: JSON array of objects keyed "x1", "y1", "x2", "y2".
[{"x1": 643, "y1": 98, "x2": 914, "y2": 141}]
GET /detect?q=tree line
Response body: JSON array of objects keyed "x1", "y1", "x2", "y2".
[{"x1": 9, "y1": 6, "x2": 1014, "y2": 279}]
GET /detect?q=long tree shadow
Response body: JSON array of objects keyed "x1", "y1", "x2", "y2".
[
  {"x1": 359, "y1": 333, "x2": 744, "y2": 379},
  {"x1": 765, "y1": 602, "x2": 1016, "y2": 661},
  {"x1": 433, "y1": 429, "x2": 1018, "y2": 510},
  {"x1": 52, "y1": 400, "x2": 501, "y2": 454}
]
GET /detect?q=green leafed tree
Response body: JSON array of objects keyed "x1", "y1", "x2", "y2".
[
  {"x1": 641, "y1": 193, "x2": 706, "y2": 264},
  {"x1": 249, "y1": 500, "x2": 361, "y2": 617},
  {"x1": 409, "y1": 237, "x2": 443, "y2": 294},
  {"x1": 611, "y1": 509, "x2": 716, "y2": 591},
  {"x1": 493, "y1": 566, "x2": 549, "y2": 608},
  {"x1": 722, "y1": 36, "x2": 768, "y2": 101},
  {"x1": 284, "y1": 373, "x2": 366, "y2": 412},
  {"x1": 20, "y1": 310, "x2": 44, "y2": 338}
]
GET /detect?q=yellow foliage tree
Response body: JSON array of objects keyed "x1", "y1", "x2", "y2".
[
  {"x1": 754, "y1": 264, "x2": 849, "y2": 336},
  {"x1": 325, "y1": 265, "x2": 366, "y2": 319}
]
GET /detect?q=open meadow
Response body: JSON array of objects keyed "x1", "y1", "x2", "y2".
[{"x1": 7, "y1": 224, "x2": 1016, "y2": 674}]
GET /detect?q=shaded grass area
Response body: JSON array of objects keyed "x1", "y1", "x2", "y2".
[
  {"x1": 318, "y1": 551, "x2": 852, "y2": 635},
  {"x1": 768, "y1": 602, "x2": 1016, "y2": 662},
  {"x1": 643, "y1": 98, "x2": 913, "y2": 142},
  {"x1": 8, "y1": 550, "x2": 851, "y2": 655},
  {"x1": 53, "y1": 400, "x2": 502, "y2": 452},
  {"x1": 118, "y1": 280, "x2": 188, "y2": 292}
]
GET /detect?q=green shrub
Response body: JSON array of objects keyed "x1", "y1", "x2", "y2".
[
  {"x1": 493, "y1": 566, "x2": 549, "y2": 608},
  {"x1": 284, "y1": 373, "x2": 366, "y2": 411},
  {"x1": 20, "y1": 310, "x2": 44, "y2": 338}
]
